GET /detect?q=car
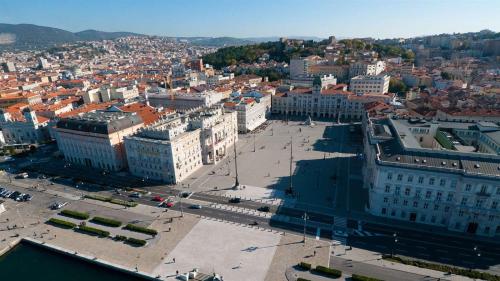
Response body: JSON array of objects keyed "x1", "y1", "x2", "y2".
[
  {"x1": 190, "y1": 204, "x2": 202, "y2": 209},
  {"x1": 130, "y1": 192, "x2": 142, "y2": 198},
  {"x1": 22, "y1": 194, "x2": 32, "y2": 201},
  {"x1": 258, "y1": 206, "x2": 270, "y2": 212},
  {"x1": 50, "y1": 202, "x2": 67, "y2": 210},
  {"x1": 249, "y1": 221, "x2": 259, "y2": 226},
  {"x1": 229, "y1": 197, "x2": 241, "y2": 203},
  {"x1": 9, "y1": 191, "x2": 21, "y2": 199},
  {"x1": 152, "y1": 196, "x2": 164, "y2": 202},
  {"x1": 166, "y1": 201, "x2": 175, "y2": 208},
  {"x1": 15, "y1": 193, "x2": 26, "y2": 201},
  {"x1": 15, "y1": 172, "x2": 29, "y2": 179},
  {"x1": 181, "y1": 191, "x2": 192, "y2": 198}
]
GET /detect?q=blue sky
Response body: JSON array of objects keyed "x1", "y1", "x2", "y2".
[{"x1": 0, "y1": 0, "x2": 498, "y2": 38}]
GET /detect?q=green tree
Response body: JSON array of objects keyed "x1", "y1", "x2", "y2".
[
  {"x1": 389, "y1": 78, "x2": 408, "y2": 96},
  {"x1": 401, "y1": 50, "x2": 415, "y2": 60}
]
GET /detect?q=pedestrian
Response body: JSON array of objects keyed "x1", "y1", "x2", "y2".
[
  {"x1": 176, "y1": 270, "x2": 179, "y2": 275},
  {"x1": 313, "y1": 250, "x2": 316, "y2": 256},
  {"x1": 173, "y1": 257, "x2": 176, "y2": 263},
  {"x1": 169, "y1": 226, "x2": 171, "y2": 232}
]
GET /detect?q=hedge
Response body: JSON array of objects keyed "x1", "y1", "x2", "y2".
[
  {"x1": 84, "y1": 194, "x2": 111, "y2": 202},
  {"x1": 383, "y1": 256, "x2": 500, "y2": 281},
  {"x1": 126, "y1": 237, "x2": 147, "y2": 246},
  {"x1": 351, "y1": 274, "x2": 384, "y2": 281},
  {"x1": 313, "y1": 266, "x2": 342, "y2": 278},
  {"x1": 78, "y1": 225, "x2": 110, "y2": 237},
  {"x1": 110, "y1": 199, "x2": 137, "y2": 207},
  {"x1": 90, "y1": 216, "x2": 122, "y2": 227},
  {"x1": 114, "y1": 235, "x2": 127, "y2": 241},
  {"x1": 48, "y1": 218, "x2": 77, "y2": 229},
  {"x1": 298, "y1": 262, "x2": 312, "y2": 270},
  {"x1": 124, "y1": 224, "x2": 158, "y2": 236},
  {"x1": 60, "y1": 209, "x2": 90, "y2": 220}
]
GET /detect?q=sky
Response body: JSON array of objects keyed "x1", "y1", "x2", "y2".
[{"x1": 0, "y1": 0, "x2": 498, "y2": 39}]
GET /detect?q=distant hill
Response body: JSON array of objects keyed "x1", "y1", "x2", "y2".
[
  {"x1": 188, "y1": 37, "x2": 255, "y2": 47},
  {"x1": 75, "y1": 29, "x2": 143, "y2": 41},
  {"x1": 0, "y1": 23, "x2": 144, "y2": 50}
]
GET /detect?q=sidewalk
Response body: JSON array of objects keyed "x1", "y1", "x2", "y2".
[{"x1": 334, "y1": 246, "x2": 475, "y2": 281}]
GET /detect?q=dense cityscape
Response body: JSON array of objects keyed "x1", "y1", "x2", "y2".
[{"x1": 0, "y1": 2, "x2": 499, "y2": 281}]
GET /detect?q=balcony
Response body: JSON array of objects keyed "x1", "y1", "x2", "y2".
[{"x1": 476, "y1": 191, "x2": 491, "y2": 197}]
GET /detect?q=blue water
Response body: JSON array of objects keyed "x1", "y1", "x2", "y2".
[{"x1": 0, "y1": 242, "x2": 147, "y2": 281}]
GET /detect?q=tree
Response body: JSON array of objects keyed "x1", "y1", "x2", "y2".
[
  {"x1": 441, "y1": 72, "x2": 452, "y2": 80},
  {"x1": 401, "y1": 50, "x2": 415, "y2": 61},
  {"x1": 389, "y1": 78, "x2": 408, "y2": 96}
]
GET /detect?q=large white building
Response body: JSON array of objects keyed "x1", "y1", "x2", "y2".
[
  {"x1": 272, "y1": 80, "x2": 393, "y2": 120},
  {"x1": 0, "y1": 108, "x2": 50, "y2": 145},
  {"x1": 350, "y1": 75, "x2": 390, "y2": 95},
  {"x1": 148, "y1": 90, "x2": 224, "y2": 110},
  {"x1": 363, "y1": 115, "x2": 500, "y2": 237},
  {"x1": 54, "y1": 111, "x2": 144, "y2": 171},
  {"x1": 124, "y1": 114, "x2": 203, "y2": 184},
  {"x1": 125, "y1": 106, "x2": 237, "y2": 183},
  {"x1": 225, "y1": 91, "x2": 271, "y2": 133},
  {"x1": 190, "y1": 106, "x2": 238, "y2": 164},
  {"x1": 349, "y1": 61, "x2": 386, "y2": 78}
]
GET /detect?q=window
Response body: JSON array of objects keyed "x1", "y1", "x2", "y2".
[
  {"x1": 451, "y1": 180, "x2": 457, "y2": 188},
  {"x1": 391, "y1": 210, "x2": 396, "y2": 216},
  {"x1": 415, "y1": 190, "x2": 421, "y2": 198},
  {"x1": 465, "y1": 184, "x2": 472, "y2": 192},
  {"x1": 434, "y1": 205, "x2": 439, "y2": 211},
  {"x1": 459, "y1": 210, "x2": 464, "y2": 217},
  {"x1": 381, "y1": 207, "x2": 387, "y2": 215},
  {"x1": 393, "y1": 198, "x2": 398, "y2": 204},
  {"x1": 429, "y1": 178, "x2": 435, "y2": 185},
  {"x1": 385, "y1": 185, "x2": 391, "y2": 193},
  {"x1": 420, "y1": 215, "x2": 426, "y2": 222},
  {"x1": 418, "y1": 176, "x2": 424, "y2": 184},
  {"x1": 436, "y1": 192, "x2": 442, "y2": 201},
  {"x1": 403, "y1": 200, "x2": 408, "y2": 206},
  {"x1": 444, "y1": 206, "x2": 450, "y2": 212},
  {"x1": 387, "y1": 173, "x2": 393, "y2": 180},
  {"x1": 484, "y1": 227, "x2": 490, "y2": 234},
  {"x1": 383, "y1": 197, "x2": 389, "y2": 203},
  {"x1": 439, "y1": 179, "x2": 446, "y2": 187},
  {"x1": 407, "y1": 175, "x2": 413, "y2": 183},
  {"x1": 497, "y1": 187, "x2": 500, "y2": 195},
  {"x1": 480, "y1": 185, "x2": 488, "y2": 194},
  {"x1": 476, "y1": 199, "x2": 484, "y2": 208},
  {"x1": 395, "y1": 186, "x2": 400, "y2": 195},
  {"x1": 423, "y1": 203, "x2": 429, "y2": 209},
  {"x1": 397, "y1": 174, "x2": 403, "y2": 181},
  {"x1": 488, "y1": 215, "x2": 494, "y2": 222},
  {"x1": 447, "y1": 193, "x2": 454, "y2": 202},
  {"x1": 461, "y1": 197, "x2": 468, "y2": 206},
  {"x1": 413, "y1": 201, "x2": 418, "y2": 207},
  {"x1": 492, "y1": 201, "x2": 498, "y2": 210},
  {"x1": 425, "y1": 191, "x2": 432, "y2": 199},
  {"x1": 404, "y1": 188, "x2": 411, "y2": 196}
]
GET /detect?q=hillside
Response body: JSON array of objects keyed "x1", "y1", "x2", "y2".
[{"x1": 0, "y1": 23, "x2": 144, "y2": 50}]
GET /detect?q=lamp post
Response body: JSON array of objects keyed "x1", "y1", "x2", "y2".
[
  {"x1": 391, "y1": 232, "x2": 398, "y2": 257},
  {"x1": 232, "y1": 132, "x2": 239, "y2": 189},
  {"x1": 179, "y1": 192, "x2": 184, "y2": 218},
  {"x1": 302, "y1": 212, "x2": 309, "y2": 243},
  {"x1": 253, "y1": 134, "x2": 256, "y2": 152}
]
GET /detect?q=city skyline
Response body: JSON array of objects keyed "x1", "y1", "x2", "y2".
[{"x1": 0, "y1": 0, "x2": 499, "y2": 39}]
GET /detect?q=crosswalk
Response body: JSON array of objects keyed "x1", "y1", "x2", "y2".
[{"x1": 351, "y1": 229, "x2": 385, "y2": 237}]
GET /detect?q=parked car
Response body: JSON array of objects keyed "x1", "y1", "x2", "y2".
[
  {"x1": 22, "y1": 194, "x2": 32, "y2": 201},
  {"x1": 9, "y1": 191, "x2": 21, "y2": 199},
  {"x1": 130, "y1": 192, "x2": 142, "y2": 198},
  {"x1": 166, "y1": 201, "x2": 175, "y2": 208},
  {"x1": 229, "y1": 197, "x2": 241, "y2": 203},
  {"x1": 181, "y1": 191, "x2": 192, "y2": 198},
  {"x1": 258, "y1": 206, "x2": 270, "y2": 212},
  {"x1": 50, "y1": 202, "x2": 67, "y2": 210},
  {"x1": 152, "y1": 196, "x2": 164, "y2": 202},
  {"x1": 15, "y1": 172, "x2": 28, "y2": 179},
  {"x1": 190, "y1": 204, "x2": 202, "y2": 209}
]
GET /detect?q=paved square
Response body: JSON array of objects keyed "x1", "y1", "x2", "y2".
[{"x1": 153, "y1": 219, "x2": 281, "y2": 280}]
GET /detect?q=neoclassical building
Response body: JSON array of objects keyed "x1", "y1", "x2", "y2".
[{"x1": 363, "y1": 113, "x2": 500, "y2": 237}]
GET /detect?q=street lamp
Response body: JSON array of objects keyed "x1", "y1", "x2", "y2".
[
  {"x1": 473, "y1": 246, "x2": 481, "y2": 270},
  {"x1": 253, "y1": 134, "x2": 256, "y2": 152},
  {"x1": 302, "y1": 212, "x2": 309, "y2": 243},
  {"x1": 179, "y1": 192, "x2": 184, "y2": 218},
  {"x1": 391, "y1": 232, "x2": 398, "y2": 257}
]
